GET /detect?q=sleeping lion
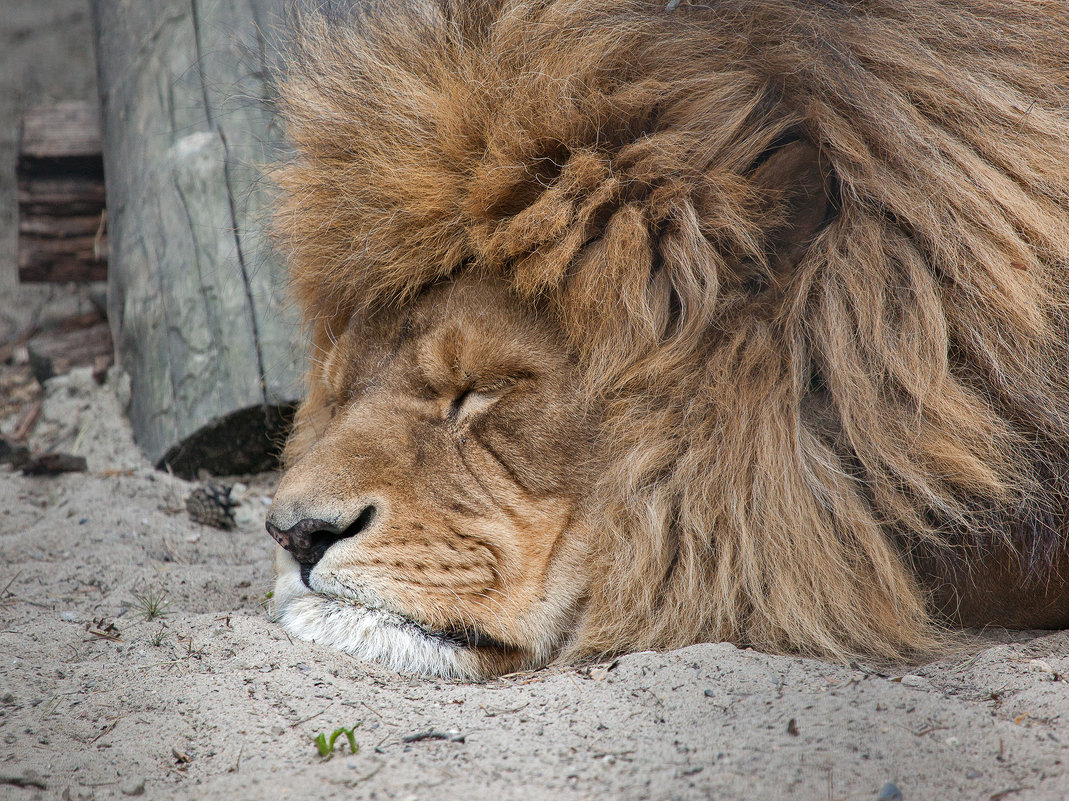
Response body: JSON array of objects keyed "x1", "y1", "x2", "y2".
[{"x1": 266, "y1": 0, "x2": 1069, "y2": 680}]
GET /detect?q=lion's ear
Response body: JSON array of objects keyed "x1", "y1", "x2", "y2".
[{"x1": 750, "y1": 138, "x2": 836, "y2": 275}]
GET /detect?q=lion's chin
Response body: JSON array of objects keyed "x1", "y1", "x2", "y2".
[{"x1": 271, "y1": 563, "x2": 503, "y2": 681}]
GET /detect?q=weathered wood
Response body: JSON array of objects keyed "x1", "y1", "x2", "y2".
[
  {"x1": 18, "y1": 231, "x2": 106, "y2": 282},
  {"x1": 23, "y1": 313, "x2": 113, "y2": 379},
  {"x1": 17, "y1": 177, "x2": 105, "y2": 216},
  {"x1": 19, "y1": 216, "x2": 102, "y2": 238},
  {"x1": 16, "y1": 101, "x2": 108, "y2": 283},
  {"x1": 18, "y1": 101, "x2": 103, "y2": 166},
  {"x1": 90, "y1": 0, "x2": 303, "y2": 477}
]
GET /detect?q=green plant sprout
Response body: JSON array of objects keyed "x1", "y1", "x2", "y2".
[
  {"x1": 130, "y1": 588, "x2": 170, "y2": 620},
  {"x1": 313, "y1": 724, "x2": 361, "y2": 759}
]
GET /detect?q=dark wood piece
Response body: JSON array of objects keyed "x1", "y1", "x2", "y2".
[
  {"x1": 0, "y1": 436, "x2": 31, "y2": 467},
  {"x1": 20, "y1": 452, "x2": 89, "y2": 476},
  {"x1": 16, "y1": 101, "x2": 107, "y2": 283},
  {"x1": 90, "y1": 0, "x2": 302, "y2": 477}
]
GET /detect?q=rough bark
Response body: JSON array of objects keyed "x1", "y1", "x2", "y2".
[{"x1": 91, "y1": 0, "x2": 302, "y2": 477}]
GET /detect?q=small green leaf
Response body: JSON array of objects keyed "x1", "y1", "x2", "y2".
[
  {"x1": 313, "y1": 724, "x2": 361, "y2": 759},
  {"x1": 342, "y1": 727, "x2": 359, "y2": 753},
  {"x1": 313, "y1": 732, "x2": 330, "y2": 758},
  {"x1": 327, "y1": 728, "x2": 344, "y2": 752}
]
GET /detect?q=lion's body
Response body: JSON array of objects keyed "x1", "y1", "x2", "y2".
[{"x1": 268, "y1": 0, "x2": 1069, "y2": 678}]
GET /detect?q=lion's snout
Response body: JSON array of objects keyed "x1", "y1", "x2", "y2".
[
  {"x1": 265, "y1": 506, "x2": 376, "y2": 567},
  {"x1": 267, "y1": 447, "x2": 384, "y2": 577}
]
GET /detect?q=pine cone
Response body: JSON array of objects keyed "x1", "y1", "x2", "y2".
[{"x1": 185, "y1": 484, "x2": 237, "y2": 530}]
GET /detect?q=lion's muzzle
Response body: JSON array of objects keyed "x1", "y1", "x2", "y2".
[{"x1": 265, "y1": 505, "x2": 376, "y2": 576}]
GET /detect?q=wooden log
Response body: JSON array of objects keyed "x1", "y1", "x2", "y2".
[
  {"x1": 91, "y1": 0, "x2": 303, "y2": 477},
  {"x1": 17, "y1": 177, "x2": 106, "y2": 217},
  {"x1": 16, "y1": 101, "x2": 108, "y2": 283},
  {"x1": 23, "y1": 312, "x2": 113, "y2": 380},
  {"x1": 18, "y1": 101, "x2": 103, "y2": 169},
  {"x1": 18, "y1": 232, "x2": 106, "y2": 283}
]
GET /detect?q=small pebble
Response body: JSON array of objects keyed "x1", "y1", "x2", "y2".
[
  {"x1": 900, "y1": 674, "x2": 926, "y2": 687},
  {"x1": 237, "y1": 650, "x2": 268, "y2": 670},
  {"x1": 876, "y1": 781, "x2": 902, "y2": 801}
]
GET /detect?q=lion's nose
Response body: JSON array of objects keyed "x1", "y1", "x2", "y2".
[{"x1": 265, "y1": 505, "x2": 376, "y2": 566}]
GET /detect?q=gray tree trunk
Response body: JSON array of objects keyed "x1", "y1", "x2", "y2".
[{"x1": 91, "y1": 0, "x2": 303, "y2": 477}]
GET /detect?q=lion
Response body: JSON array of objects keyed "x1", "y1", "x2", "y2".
[{"x1": 265, "y1": 0, "x2": 1069, "y2": 680}]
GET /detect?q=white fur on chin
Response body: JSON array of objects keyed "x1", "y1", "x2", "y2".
[{"x1": 270, "y1": 554, "x2": 484, "y2": 681}]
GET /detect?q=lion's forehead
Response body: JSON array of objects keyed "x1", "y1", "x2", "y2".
[{"x1": 316, "y1": 277, "x2": 567, "y2": 405}]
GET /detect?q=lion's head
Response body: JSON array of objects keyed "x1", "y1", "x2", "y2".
[
  {"x1": 268, "y1": 0, "x2": 1069, "y2": 679},
  {"x1": 268, "y1": 277, "x2": 597, "y2": 678}
]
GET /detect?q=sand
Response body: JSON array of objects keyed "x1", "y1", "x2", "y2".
[{"x1": 0, "y1": 369, "x2": 1065, "y2": 801}]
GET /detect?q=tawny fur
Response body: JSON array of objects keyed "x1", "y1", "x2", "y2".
[{"x1": 271, "y1": 0, "x2": 1069, "y2": 664}]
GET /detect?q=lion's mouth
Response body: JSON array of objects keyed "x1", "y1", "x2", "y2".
[
  {"x1": 390, "y1": 612, "x2": 513, "y2": 652},
  {"x1": 273, "y1": 555, "x2": 531, "y2": 679},
  {"x1": 297, "y1": 566, "x2": 514, "y2": 653}
]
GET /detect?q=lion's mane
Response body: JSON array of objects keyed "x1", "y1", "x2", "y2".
[{"x1": 272, "y1": 0, "x2": 1069, "y2": 661}]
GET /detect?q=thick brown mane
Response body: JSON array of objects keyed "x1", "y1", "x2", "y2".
[{"x1": 272, "y1": 0, "x2": 1069, "y2": 662}]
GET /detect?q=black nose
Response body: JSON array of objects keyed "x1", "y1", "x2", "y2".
[{"x1": 266, "y1": 505, "x2": 376, "y2": 567}]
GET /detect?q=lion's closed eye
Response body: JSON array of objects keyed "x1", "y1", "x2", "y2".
[{"x1": 447, "y1": 380, "x2": 515, "y2": 423}]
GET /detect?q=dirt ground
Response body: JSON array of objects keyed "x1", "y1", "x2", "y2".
[
  {"x1": 2, "y1": 3, "x2": 1069, "y2": 800},
  {"x1": 1, "y1": 372, "x2": 1068, "y2": 801}
]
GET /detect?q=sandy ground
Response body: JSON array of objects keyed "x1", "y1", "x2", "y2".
[
  {"x1": 1, "y1": 371, "x2": 1069, "y2": 801},
  {"x1": 3, "y1": 3, "x2": 1069, "y2": 800}
]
